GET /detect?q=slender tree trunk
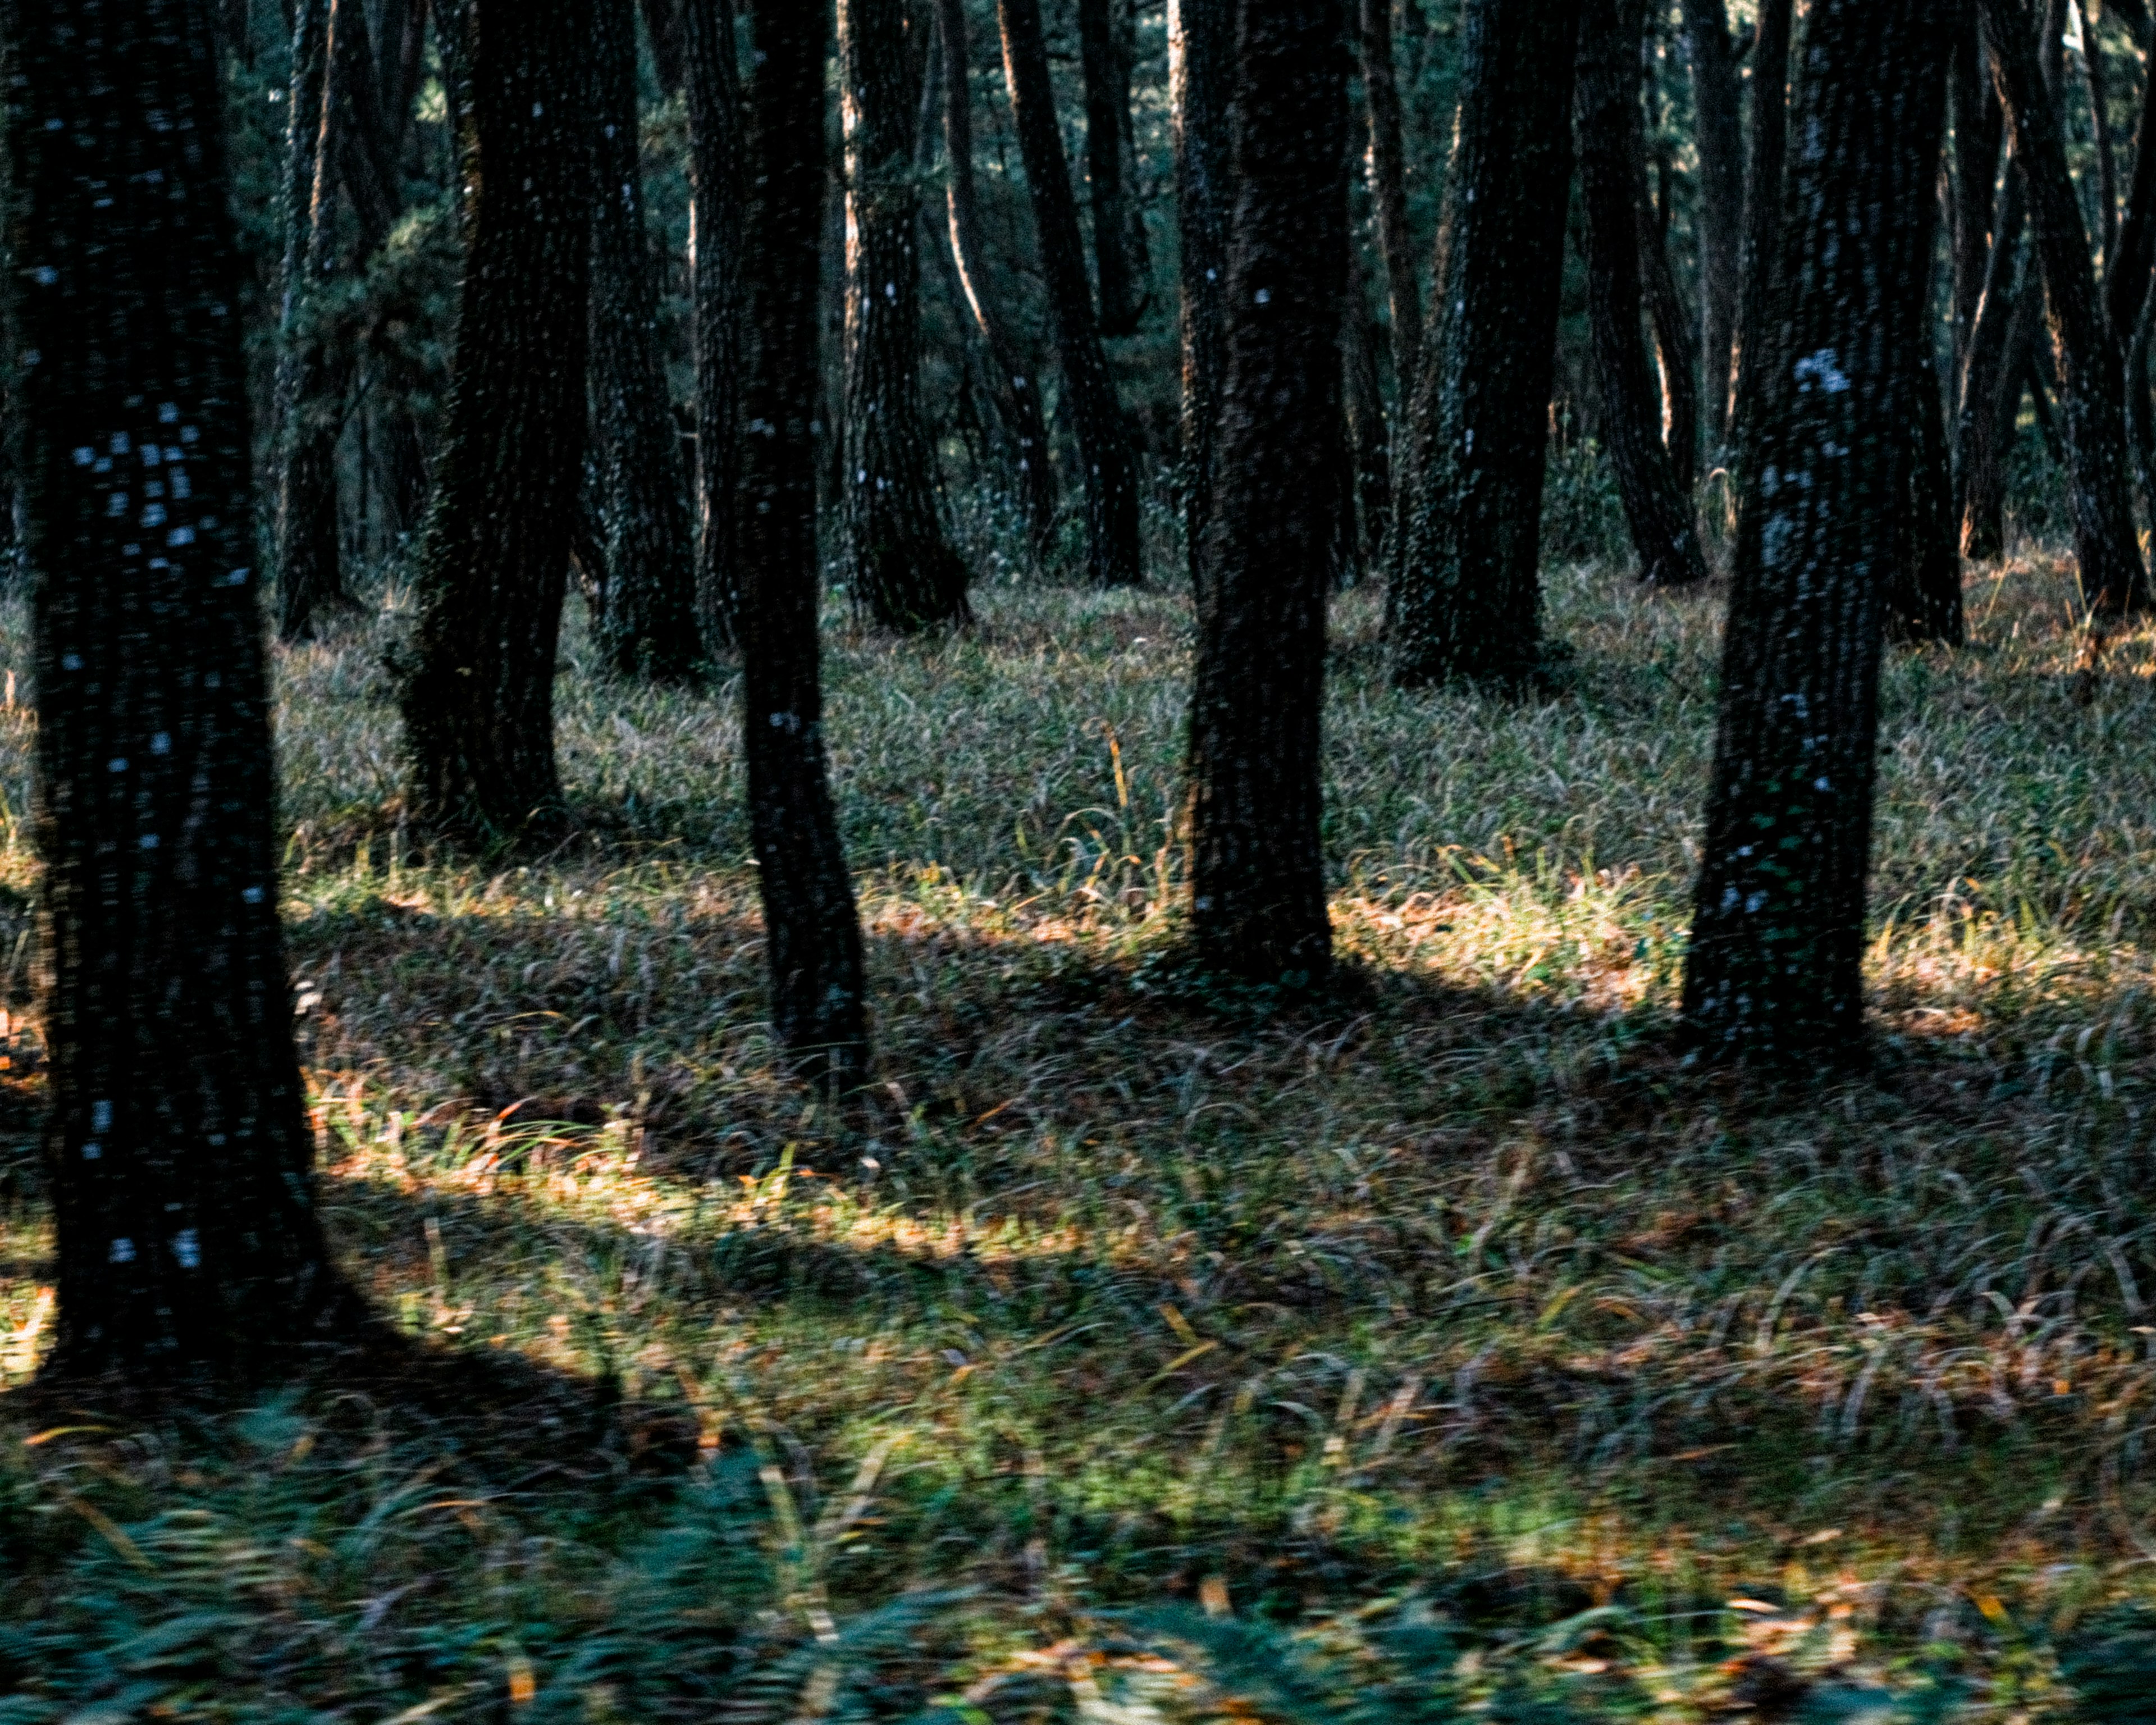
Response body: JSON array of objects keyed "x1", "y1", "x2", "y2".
[
  {"x1": 1186, "y1": 0, "x2": 1347, "y2": 985},
  {"x1": 1079, "y1": 0, "x2": 1145, "y2": 335},
  {"x1": 1343, "y1": 243, "x2": 1392, "y2": 576},
  {"x1": 2108, "y1": 17, "x2": 2156, "y2": 340},
  {"x1": 1958, "y1": 157, "x2": 2028, "y2": 556},
  {"x1": 685, "y1": 0, "x2": 746, "y2": 650},
  {"x1": 1682, "y1": 0, "x2": 1953, "y2": 1065},
  {"x1": 1577, "y1": 0, "x2": 1707, "y2": 588},
  {"x1": 737, "y1": 0, "x2": 870, "y2": 1088},
  {"x1": 1888, "y1": 181, "x2": 1965, "y2": 644},
  {"x1": 1949, "y1": 22, "x2": 2003, "y2": 386},
  {"x1": 589, "y1": 0, "x2": 700, "y2": 678},
  {"x1": 1984, "y1": 0, "x2": 2151, "y2": 615},
  {"x1": 397, "y1": 0, "x2": 595, "y2": 836},
  {"x1": 1725, "y1": 0, "x2": 1792, "y2": 549},
  {"x1": 1169, "y1": 0, "x2": 1234, "y2": 594},
  {"x1": 2079, "y1": 0, "x2": 2118, "y2": 265},
  {"x1": 998, "y1": 0, "x2": 1144, "y2": 586},
  {"x1": 1359, "y1": 0, "x2": 1420, "y2": 406},
  {"x1": 841, "y1": 0, "x2": 972, "y2": 632},
  {"x1": 8, "y1": 0, "x2": 358, "y2": 1376},
  {"x1": 1639, "y1": 113, "x2": 1700, "y2": 495},
  {"x1": 935, "y1": 0, "x2": 1059, "y2": 554},
  {"x1": 1682, "y1": 0, "x2": 1745, "y2": 455},
  {"x1": 1390, "y1": 0, "x2": 1581, "y2": 688}
]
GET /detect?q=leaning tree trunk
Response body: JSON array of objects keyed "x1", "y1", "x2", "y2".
[
  {"x1": 1639, "y1": 124, "x2": 1701, "y2": 496},
  {"x1": 1186, "y1": 0, "x2": 1347, "y2": 985},
  {"x1": 1681, "y1": 0, "x2": 1953, "y2": 1065},
  {"x1": 7, "y1": 0, "x2": 358, "y2": 1377},
  {"x1": 684, "y1": 0, "x2": 746, "y2": 650},
  {"x1": 1359, "y1": 0, "x2": 1420, "y2": 409},
  {"x1": 1390, "y1": 0, "x2": 1581, "y2": 688},
  {"x1": 738, "y1": 0, "x2": 870, "y2": 1089},
  {"x1": 1078, "y1": 0, "x2": 1145, "y2": 336},
  {"x1": 1724, "y1": 0, "x2": 1792, "y2": 582},
  {"x1": 1169, "y1": 0, "x2": 1234, "y2": 594},
  {"x1": 935, "y1": 0, "x2": 1059, "y2": 555},
  {"x1": 1576, "y1": 0, "x2": 1707, "y2": 588},
  {"x1": 1681, "y1": 0, "x2": 1745, "y2": 455},
  {"x1": 842, "y1": 0, "x2": 972, "y2": 631},
  {"x1": 591, "y1": 0, "x2": 700, "y2": 678},
  {"x1": 998, "y1": 0, "x2": 1144, "y2": 587},
  {"x1": 397, "y1": 0, "x2": 594, "y2": 836},
  {"x1": 1949, "y1": 23, "x2": 2003, "y2": 387},
  {"x1": 1983, "y1": 0, "x2": 2151, "y2": 616}
]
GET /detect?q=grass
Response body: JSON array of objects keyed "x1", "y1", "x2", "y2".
[{"x1": 10, "y1": 527, "x2": 2156, "y2": 1717}]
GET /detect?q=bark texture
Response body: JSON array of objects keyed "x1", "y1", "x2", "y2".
[
  {"x1": 1078, "y1": 0, "x2": 1145, "y2": 335},
  {"x1": 1359, "y1": 0, "x2": 1420, "y2": 406},
  {"x1": 842, "y1": 0, "x2": 972, "y2": 631},
  {"x1": 1682, "y1": 0, "x2": 1952, "y2": 1063},
  {"x1": 7, "y1": 0, "x2": 353, "y2": 1375},
  {"x1": 999, "y1": 0, "x2": 1144, "y2": 586},
  {"x1": 1186, "y1": 0, "x2": 1347, "y2": 984},
  {"x1": 738, "y1": 0, "x2": 870, "y2": 1087},
  {"x1": 1577, "y1": 0, "x2": 1707, "y2": 588},
  {"x1": 684, "y1": 0, "x2": 746, "y2": 650},
  {"x1": 397, "y1": 0, "x2": 595, "y2": 835},
  {"x1": 1681, "y1": 0, "x2": 1744, "y2": 453},
  {"x1": 1390, "y1": 0, "x2": 1581, "y2": 688},
  {"x1": 1169, "y1": 0, "x2": 1234, "y2": 592}
]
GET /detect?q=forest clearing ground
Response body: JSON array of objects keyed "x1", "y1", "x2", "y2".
[{"x1": 8, "y1": 555, "x2": 2156, "y2": 1713}]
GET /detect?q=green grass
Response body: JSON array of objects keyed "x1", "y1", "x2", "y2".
[{"x1": 9, "y1": 545, "x2": 2156, "y2": 1718}]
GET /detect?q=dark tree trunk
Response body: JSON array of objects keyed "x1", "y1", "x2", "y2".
[
  {"x1": 842, "y1": 0, "x2": 972, "y2": 632},
  {"x1": 2080, "y1": 1, "x2": 2119, "y2": 264},
  {"x1": 998, "y1": 0, "x2": 1144, "y2": 586},
  {"x1": 1577, "y1": 0, "x2": 1707, "y2": 588},
  {"x1": 2108, "y1": 17, "x2": 2156, "y2": 341},
  {"x1": 1682, "y1": 0, "x2": 1745, "y2": 454},
  {"x1": 737, "y1": 0, "x2": 870, "y2": 1088},
  {"x1": 397, "y1": 0, "x2": 595, "y2": 835},
  {"x1": 1359, "y1": 0, "x2": 1420, "y2": 407},
  {"x1": 1186, "y1": 0, "x2": 1347, "y2": 985},
  {"x1": 1984, "y1": 0, "x2": 2150, "y2": 615},
  {"x1": 1949, "y1": 22, "x2": 2003, "y2": 385},
  {"x1": 1169, "y1": 0, "x2": 1234, "y2": 593},
  {"x1": 1724, "y1": 0, "x2": 1792, "y2": 530},
  {"x1": 1078, "y1": 0, "x2": 1145, "y2": 335},
  {"x1": 1639, "y1": 117, "x2": 1701, "y2": 495},
  {"x1": 1957, "y1": 155, "x2": 2028, "y2": 556},
  {"x1": 935, "y1": 0, "x2": 1059, "y2": 553},
  {"x1": 1681, "y1": 0, "x2": 1952, "y2": 1065},
  {"x1": 7, "y1": 0, "x2": 357, "y2": 1376},
  {"x1": 643, "y1": 0, "x2": 688, "y2": 93},
  {"x1": 1891, "y1": 331, "x2": 1966, "y2": 643},
  {"x1": 1343, "y1": 243, "x2": 1393, "y2": 576},
  {"x1": 684, "y1": 0, "x2": 746, "y2": 650},
  {"x1": 1390, "y1": 0, "x2": 1580, "y2": 688}
]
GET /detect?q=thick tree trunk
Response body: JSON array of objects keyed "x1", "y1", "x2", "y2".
[
  {"x1": 1949, "y1": 23, "x2": 2003, "y2": 386},
  {"x1": 1984, "y1": 0, "x2": 2151, "y2": 615},
  {"x1": 1577, "y1": 0, "x2": 1707, "y2": 588},
  {"x1": 1186, "y1": 0, "x2": 1347, "y2": 985},
  {"x1": 737, "y1": 0, "x2": 870, "y2": 1089},
  {"x1": 1169, "y1": 0, "x2": 1234, "y2": 593},
  {"x1": 1681, "y1": 0, "x2": 1952, "y2": 1064},
  {"x1": 591, "y1": 0, "x2": 701, "y2": 678},
  {"x1": 998, "y1": 0, "x2": 1144, "y2": 586},
  {"x1": 935, "y1": 0, "x2": 1059, "y2": 553},
  {"x1": 1681, "y1": 0, "x2": 1745, "y2": 455},
  {"x1": 1078, "y1": 0, "x2": 1146, "y2": 336},
  {"x1": 842, "y1": 0, "x2": 972, "y2": 632},
  {"x1": 1390, "y1": 0, "x2": 1580, "y2": 688},
  {"x1": 684, "y1": 0, "x2": 746, "y2": 650},
  {"x1": 1724, "y1": 0, "x2": 1792, "y2": 541},
  {"x1": 1359, "y1": 0, "x2": 1420, "y2": 407},
  {"x1": 7, "y1": 0, "x2": 357, "y2": 1376},
  {"x1": 397, "y1": 0, "x2": 594, "y2": 836}
]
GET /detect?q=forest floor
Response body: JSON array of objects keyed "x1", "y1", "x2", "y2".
[{"x1": 8, "y1": 551, "x2": 2156, "y2": 1717}]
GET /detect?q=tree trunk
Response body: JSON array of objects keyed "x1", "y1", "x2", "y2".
[
  {"x1": 1984, "y1": 0, "x2": 2151, "y2": 615},
  {"x1": 1342, "y1": 243, "x2": 1393, "y2": 577},
  {"x1": 998, "y1": 0, "x2": 1144, "y2": 586},
  {"x1": 2079, "y1": 0, "x2": 2118, "y2": 265},
  {"x1": 737, "y1": 0, "x2": 870, "y2": 1089},
  {"x1": 684, "y1": 0, "x2": 746, "y2": 650},
  {"x1": 1577, "y1": 0, "x2": 1707, "y2": 588},
  {"x1": 1681, "y1": 0, "x2": 1953, "y2": 1065},
  {"x1": 1724, "y1": 0, "x2": 1792, "y2": 531},
  {"x1": 841, "y1": 0, "x2": 972, "y2": 632},
  {"x1": 1949, "y1": 21, "x2": 2003, "y2": 385},
  {"x1": 935, "y1": 0, "x2": 1059, "y2": 554},
  {"x1": 2108, "y1": 17, "x2": 2156, "y2": 341},
  {"x1": 1639, "y1": 112, "x2": 1701, "y2": 495},
  {"x1": 1681, "y1": 0, "x2": 1745, "y2": 455},
  {"x1": 1168, "y1": 0, "x2": 1234, "y2": 594},
  {"x1": 1079, "y1": 0, "x2": 1145, "y2": 335},
  {"x1": 397, "y1": 0, "x2": 594, "y2": 836},
  {"x1": 8, "y1": 0, "x2": 358, "y2": 1377},
  {"x1": 1186, "y1": 0, "x2": 1347, "y2": 985},
  {"x1": 1359, "y1": 0, "x2": 1420, "y2": 407},
  {"x1": 1888, "y1": 181, "x2": 1965, "y2": 644},
  {"x1": 1957, "y1": 156, "x2": 2028, "y2": 557},
  {"x1": 1390, "y1": 0, "x2": 1581, "y2": 688},
  {"x1": 643, "y1": 0, "x2": 688, "y2": 93}
]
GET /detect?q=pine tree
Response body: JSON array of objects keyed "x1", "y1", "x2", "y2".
[
  {"x1": 684, "y1": 0, "x2": 746, "y2": 650},
  {"x1": 1168, "y1": 0, "x2": 1234, "y2": 594}
]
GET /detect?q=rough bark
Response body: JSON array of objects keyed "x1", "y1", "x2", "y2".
[
  {"x1": 1079, "y1": 0, "x2": 1145, "y2": 335},
  {"x1": 1359, "y1": 0, "x2": 1420, "y2": 405},
  {"x1": 935, "y1": 0, "x2": 1059, "y2": 553},
  {"x1": 684, "y1": 0, "x2": 746, "y2": 649},
  {"x1": 737, "y1": 0, "x2": 870, "y2": 1088},
  {"x1": 591, "y1": 0, "x2": 701, "y2": 677},
  {"x1": 1577, "y1": 0, "x2": 1707, "y2": 588},
  {"x1": 1724, "y1": 0, "x2": 1792, "y2": 518},
  {"x1": 998, "y1": 0, "x2": 1144, "y2": 586},
  {"x1": 1681, "y1": 0, "x2": 1745, "y2": 454},
  {"x1": 1186, "y1": 0, "x2": 1347, "y2": 985},
  {"x1": 1681, "y1": 0, "x2": 1953, "y2": 1065},
  {"x1": 1169, "y1": 0, "x2": 1234, "y2": 593},
  {"x1": 397, "y1": 0, "x2": 595, "y2": 835},
  {"x1": 7, "y1": 0, "x2": 357, "y2": 1376},
  {"x1": 1390, "y1": 0, "x2": 1581, "y2": 688},
  {"x1": 1984, "y1": 0, "x2": 2150, "y2": 615},
  {"x1": 842, "y1": 0, "x2": 972, "y2": 631}
]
